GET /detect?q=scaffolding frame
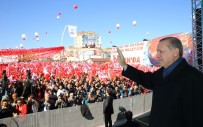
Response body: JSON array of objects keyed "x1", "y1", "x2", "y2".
[{"x1": 192, "y1": 0, "x2": 203, "y2": 72}]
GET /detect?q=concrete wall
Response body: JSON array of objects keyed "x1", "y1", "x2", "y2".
[{"x1": 0, "y1": 93, "x2": 152, "y2": 127}]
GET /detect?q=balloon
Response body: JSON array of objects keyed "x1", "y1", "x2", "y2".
[
  {"x1": 45, "y1": 32, "x2": 48, "y2": 35},
  {"x1": 74, "y1": 4, "x2": 78, "y2": 9},
  {"x1": 108, "y1": 30, "x2": 111, "y2": 34},
  {"x1": 58, "y1": 12, "x2": 61, "y2": 15},
  {"x1": 36, "y1": 37, "x2": 39, "y2": 41},
  {"x1": 116, "y1": 24, "x2": 120, "y2": 29},
  {"x1": 20, "y1": 43, "x2": 23, "y2": 48},
  {"x1": 146, "y1": 32, "x2": 150, "y2": 36},
  {"x1": 21, "y1": 34, "x2": 26, "y2": 40},
  {"x1": 57, "y1": 15, "x2": 60, "y2": 20},
  {"x1": 35, "y1": 32, "x2": 39, "y2": 38},
  {"x1": 132, "y1": 21, "x2": 136, "y2": 26}
]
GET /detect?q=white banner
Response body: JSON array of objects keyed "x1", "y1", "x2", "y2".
[
  {"x1": 68, "y1": 25, "x2": 77, "y2": 37},
  {"x1": 111, "y1": 41, "x2": 151, "y2": 65}
]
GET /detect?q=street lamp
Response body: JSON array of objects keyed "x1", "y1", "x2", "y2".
[{"x1": 61, "y1": 25, "x2": 68, "y2": 46}]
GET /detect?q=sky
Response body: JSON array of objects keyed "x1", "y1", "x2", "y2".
[{"x1": 0, "y1": 0, "x2": 192, "y2": 49}]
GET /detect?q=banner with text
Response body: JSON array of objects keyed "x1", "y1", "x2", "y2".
[{"x1": 111, "y1": 41, "x2": 151, "y2": 65}]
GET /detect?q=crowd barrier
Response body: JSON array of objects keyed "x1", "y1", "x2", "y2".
[{"x1": 0, "y1": 93, "x2": 152, "y2": 127}]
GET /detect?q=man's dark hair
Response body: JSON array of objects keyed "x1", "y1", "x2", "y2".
[
  {"x1": 125, "y1": 111, "x2": 133, "y2": 121},
  {"x1": 2, "y1": 70, "x2": 7, "y2": 81},
  {"x1": 2, "y1": 70, "x2": 6, "y2": 75},
  {"x1": 0, "y1": 124, "x2": 7, "y2": 127},
  {"x1": 26, "y1": 70, "x2": 31, "y2": 77},
  {"x1": 159, "y1": 37, "x2": 183, "y2": 57},
  {"x1": 106, "y1": 88, "x2": 112, "y2": 96}
]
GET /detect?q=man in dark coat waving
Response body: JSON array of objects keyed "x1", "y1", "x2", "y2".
[{"x1": 117, "y1": 37, "x2": 203, "y2": 127}]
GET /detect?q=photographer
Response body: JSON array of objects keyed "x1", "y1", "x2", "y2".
[
  {"x1": 22, "y1": 70, "x2": 33, "y2": 98},
  {"x1": 39, "y1": 93, "x2": 55, "y2": 111},
  {"x1": 55, "y1": 94, "x2": 67, "y2": 109},
  {"x1": 0, "y1": 100, "x2": 13, "y2": 119},
  {"x1": 0, "y1": 70, "x2": 10, "y2": 100},
  {"x1": 26, "y1": 94, "x2": 39, "y2": 114}
]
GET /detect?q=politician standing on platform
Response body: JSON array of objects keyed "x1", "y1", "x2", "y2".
[{"x1": 117, "y1": 37, "x2": 203, "y2": 127}]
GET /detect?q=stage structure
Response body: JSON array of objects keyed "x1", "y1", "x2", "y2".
[{"x1": 192, "y1": 0, "x2": 203, "y2": 72}]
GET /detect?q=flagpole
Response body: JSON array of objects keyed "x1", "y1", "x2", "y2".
[{"x1": 61, "y1": 25, "x2": 68, "y2": 46}]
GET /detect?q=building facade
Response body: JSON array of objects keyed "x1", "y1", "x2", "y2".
[{"x1": 63, "y1": 31, "x2": 111, "y2": 63}]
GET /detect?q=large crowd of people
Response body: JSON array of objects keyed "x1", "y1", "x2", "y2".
[
  {"x1": 0, "y1": 62, "x2": 150, "y2": 118},
  {"x1": 0, "y1": 61, "x2": 153, "y2": 118},
  {"x1": 0, "y1": 62, "x2": 154, "y2": 119}
]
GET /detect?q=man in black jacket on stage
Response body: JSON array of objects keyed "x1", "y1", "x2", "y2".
[
  {"x1": 103, "y1": 88, "x2": 114, "y2": 127},
  {"x1": 117, "y1": 37, "x2": 203, "y2": 127}
]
